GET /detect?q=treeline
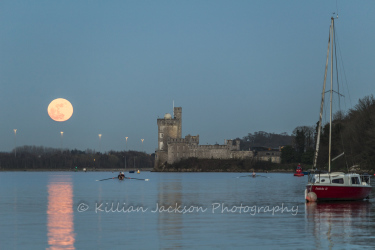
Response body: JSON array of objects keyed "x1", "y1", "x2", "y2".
[
  {"x1": 280, "y1": 126, "x2": 315, "y2": 165},
  {"x1": 0, "y1": 145, "x2": 154, "y2": 170},
  {"x1": 316, "y1": 95, "x2": 375, "y2": 170},
  {"x1": 282, "y1": 95, "x2": 375, "y2": 171},
  {"x1": 239, "y1": 131, "x2": 293, "y2": 150}
]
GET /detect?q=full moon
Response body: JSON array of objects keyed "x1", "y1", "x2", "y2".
[{"x1": 48, "y1": 98, "x2": 73, "y2": 122}]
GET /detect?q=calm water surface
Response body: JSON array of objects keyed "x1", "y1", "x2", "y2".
[{"x1": 1, "y1": 172, "x2": 374, "y2": 249}]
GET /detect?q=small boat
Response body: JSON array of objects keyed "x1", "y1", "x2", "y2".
[
  {"x1": 294, "y1": 164, "x2": 304, "y2": 177},
  {"x1": 306, "y1": 170, "x2": 371, "y2": 201},
  {"x1": 302, "y1": 169, "x2": 314, "y2": 175},
  {"x1": 305, "y1": 17, "x2": 372, "y2": 202}
]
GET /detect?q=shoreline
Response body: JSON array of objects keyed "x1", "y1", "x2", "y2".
[
  {"x1": 0, "y1": 168, "x2": 154, "y2": 172},
  {"x1": 0, "y1": 168, "x2": 296, "y2": 173},
  {"x1": 1, "y1": 168, "x2": 371, "y2": 174}
]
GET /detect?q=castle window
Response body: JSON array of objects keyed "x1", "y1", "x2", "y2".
[{"x1": 160, "y1": 133, "x2": 163, "y2": 138}]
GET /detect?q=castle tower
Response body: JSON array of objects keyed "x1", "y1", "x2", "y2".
[
  {"x1": 155, "y1": 107, "x2": 182, "y2": 167},
  {"x1": 174, "y1": 107, "x2": 182, "y2": 138}
]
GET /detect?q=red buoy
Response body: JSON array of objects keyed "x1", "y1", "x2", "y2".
[{"x1": 294, "y1": 164, "x2": 304, "y2": 177}]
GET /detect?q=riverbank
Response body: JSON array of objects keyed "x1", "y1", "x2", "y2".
[
  {"x1": 152, "y1": 158, "x2": 374, "y2": 174},
  {"x1": 153, "y1": 158, "x2": 299, "y2": 173}
]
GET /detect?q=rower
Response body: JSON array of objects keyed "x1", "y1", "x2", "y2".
[
  {"x1": 118, "y1": 172, "x2": 125, "y2": 180},
  {"x1": 252, "y1": 171, "x2": 256, "y2": 178}
]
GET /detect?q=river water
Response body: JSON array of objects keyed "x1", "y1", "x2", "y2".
[{"x1": 1, "y1": 172, "x2": 374, "y2": 249}]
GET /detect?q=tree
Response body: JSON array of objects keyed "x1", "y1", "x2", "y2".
[{"x1": 281, "y1": 145, "x2": 295, "y2": 163}]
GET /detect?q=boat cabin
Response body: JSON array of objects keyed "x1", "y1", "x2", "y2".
[{"x1": 308, "y1": 172, "x2": 371, "y2": 186}]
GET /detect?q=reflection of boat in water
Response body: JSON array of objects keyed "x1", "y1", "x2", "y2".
[
  {"x1": 305, "y1": 201, "x2": 372, "y2": 248},
  {"x1": 305, "y1": 17, "x2": 371, "y2": 201},
  {"x1": 305, "y1": 200, "x2": 372, "y2": 216}
]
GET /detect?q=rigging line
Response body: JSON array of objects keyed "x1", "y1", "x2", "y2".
[
  {"x1": 336, "y1": 40, "x2": 348, "y2": 112},
  {"x1": 334, "y1": 24, "x2": 350, "y2": 172},
  {"x1": 335, "y1": 32, "x2": 352, "y2": 108},
  {"x1": 333, "y1": 23, "x2": 356, "y2": 169},
  {"x1": 334, "y1": 25, "x2": 341, "y2": 111}
]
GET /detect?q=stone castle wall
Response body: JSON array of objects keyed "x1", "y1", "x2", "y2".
[{"x1": 166, "y1": 141, "x2": 253, "y2": 164}]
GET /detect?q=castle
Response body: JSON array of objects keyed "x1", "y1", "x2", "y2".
[{"x1": 154, "y1": 107, "x2": 253, "y2": 168}]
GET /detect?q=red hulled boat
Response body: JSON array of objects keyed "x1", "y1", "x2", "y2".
[{"x1": 306, "y1": 171, "x2": 371, "y2": 201}]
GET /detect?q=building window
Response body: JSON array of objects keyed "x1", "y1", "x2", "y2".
[{"x1": 160, "y1": 133, "x2": 163, "y2": 138}]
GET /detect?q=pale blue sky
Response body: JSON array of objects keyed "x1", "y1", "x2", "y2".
[{"x1": 1, "y1": 0, "x2": 374, "y2": 153}]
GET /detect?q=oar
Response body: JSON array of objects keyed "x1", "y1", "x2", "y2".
[
  {"x1": 125, "y1": 177, "x2": 149, "y2": 181},
  {"x1": 96, "y1": 177, "x2": 116, "y2": 181},
  {"x1": 236, "y1": 175, "x2": 270, "y2": 178}
]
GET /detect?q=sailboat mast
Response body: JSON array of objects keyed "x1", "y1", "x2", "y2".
[
  {"x1": 313, "y1": 26, "x2": 331, "y2": 169},
  {"x1": 328, "y1": 17, "x2": 334, "y2": 173}
]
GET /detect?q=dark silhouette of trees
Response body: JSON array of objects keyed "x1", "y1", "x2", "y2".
[
  {"x1": 291, "y1": 126, "x2": 315, "y2": 164},
  {"x1": 0, "y1": 147, "x2": 154, "y2": 170},
  {"x1": 315, "y1": 95, "x2": 375, "y2": 170},
  {"x1": 240, "y1": 131, "x2": 293, "y2": 150},
  {"x1": 281, "y1": 145, "x2": 295, "y2": 164}
]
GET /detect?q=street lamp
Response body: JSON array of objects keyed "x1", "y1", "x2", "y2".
[
  {"x1": 98, "y1": 134, "x2": 102, "y2": 152},
  {"x1": 125, "y1": 137, "x2": 128, "y2": 151},
  {"x1": 124, "y1": 137, "x2": 128, "y2": 169},
  {"x1": 60, "y1": 131, "x2": 64, "y2": 152},
  {"x1": 141, "y1": 139, "x2": 144, "y2": 152},
  {"x1": 13, "y1": 129, "x2": 17, "y2": 157}
]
